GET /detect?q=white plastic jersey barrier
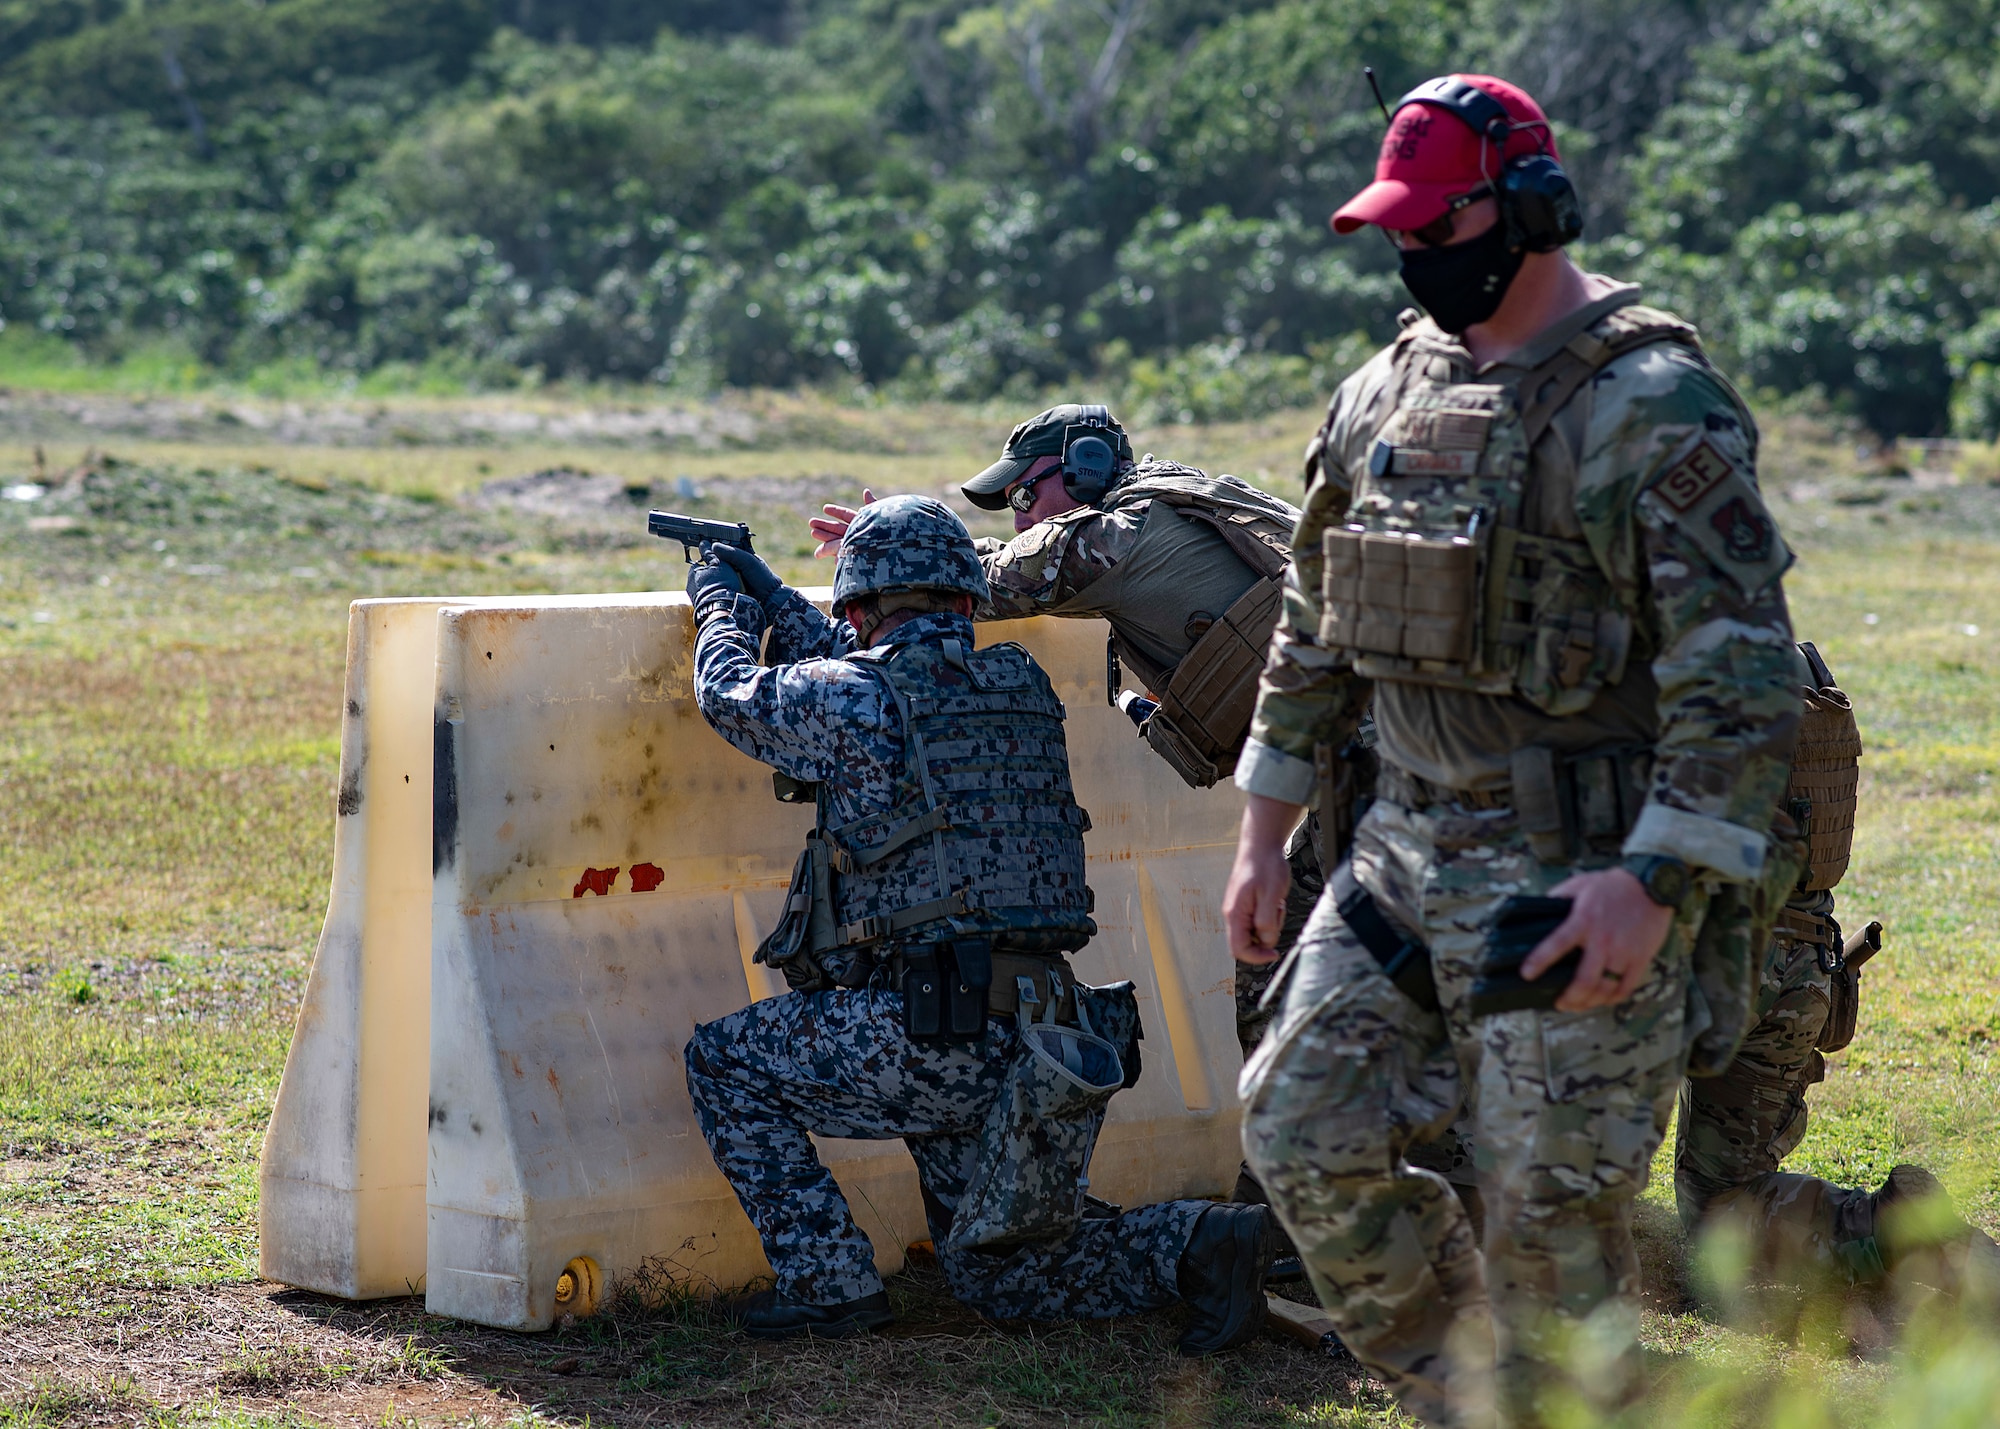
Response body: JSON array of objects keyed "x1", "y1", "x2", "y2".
[{"x1": 261, "y1": 591, "x2": 1248, "y2": 1330}]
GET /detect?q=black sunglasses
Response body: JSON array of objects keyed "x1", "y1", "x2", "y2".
[
  {"x1": 1400, "y1": 185, "x2": 1495, "y2": 248},
  {"x1": 1007, "y1": 471, "x2": 1051, "y2": 512}
]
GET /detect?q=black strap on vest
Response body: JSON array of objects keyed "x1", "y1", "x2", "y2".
[{"x1": 1330, "y1": 863, "x2": 1439, "y2": 1013}]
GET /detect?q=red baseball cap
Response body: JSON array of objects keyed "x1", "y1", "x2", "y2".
[{"x1": 1331, "y1": 74, "x2": 1559, "y2": 235}]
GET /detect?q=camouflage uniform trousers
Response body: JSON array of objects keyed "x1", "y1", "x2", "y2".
[
  {"x1": 684, "y1": 985, "x2": 1205, "y2": 1319},
  {"x1": 1241, "y1": 797, "x2": 1699, "y2": 1428},
  {"x1": 1674, "y1": 896, "x2": 1878, "y2": 1284},
  {"x1": 1233, "y1": 810, "x2": 1483, "y2": 1232}
]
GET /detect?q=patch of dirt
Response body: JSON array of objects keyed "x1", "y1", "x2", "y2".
[
  {"x1": 0, "y1": 392, "x2": 760, "y2": 451},
  {"x1": 475, "y1": 469, "x2": 651, "y2": 520}
]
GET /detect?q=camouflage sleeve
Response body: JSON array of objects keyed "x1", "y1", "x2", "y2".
[
  {"x1": 1578, "y1": 346, "x2": 1804, "y2": 881},
  {"x1": 692, "y1": 602, "x2": 887, "y2": 784},
  {"x1": 761, "y1": 586, "x2": 856, "y2": 662},
  {"x1": 1237, "y1": 387, "x2": 1375, "y2": 805},
  {"x1": 972, "y1": 506, "x2": 1146, "y2": 622}
]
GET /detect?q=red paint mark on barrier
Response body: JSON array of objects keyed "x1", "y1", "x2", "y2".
[
  {"x1": 629, "y1": 862, "x2": 665, "y2": 893},
  {"x1": 573, "y1": 866, "x2": 619, "y2": 898}
]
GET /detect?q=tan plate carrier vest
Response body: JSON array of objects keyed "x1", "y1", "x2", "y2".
[
  {"x1": 1090, "y1": 471, "x2": 1298, "y2": 789},
  {"x1": 1314, "y1": 304, "x2": 1731, "y2": 717}
]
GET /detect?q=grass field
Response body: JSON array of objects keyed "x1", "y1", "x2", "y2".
[{"x1": 0, "y1": 389, "x2": 1997, "y2": 1427}]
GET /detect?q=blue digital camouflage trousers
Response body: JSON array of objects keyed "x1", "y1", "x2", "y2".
[
  {"x1": 1241, "y1": 799, "x2": 1700, "y2": 1429},
  {"x1": 684, "y1": 985, "x2": 1207, "y2": 1318}
]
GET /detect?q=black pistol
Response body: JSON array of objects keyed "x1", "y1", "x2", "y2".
[{"x1": 647, "y1": 510, "x2": 756, "y2": 561}]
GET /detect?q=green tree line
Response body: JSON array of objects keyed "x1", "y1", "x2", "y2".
[{"x1": 1, "y1": 0, "x2": 1997, "y2": 435}]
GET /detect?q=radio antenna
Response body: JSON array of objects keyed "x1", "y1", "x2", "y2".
[{"x1": 1363, "y1": 66, "x2": 1391, "y2": 124}]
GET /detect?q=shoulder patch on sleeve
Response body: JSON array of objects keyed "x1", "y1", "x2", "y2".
[
  {"x1": 1655, "y1": 440, "x2": 1735, "y2": 512},
  {"x1": 1642, "y1": 440, "x2": 1791, "y2": 595},
  {"x1": 986, "y1": 515, "x2": 1079, "y2": 593}
]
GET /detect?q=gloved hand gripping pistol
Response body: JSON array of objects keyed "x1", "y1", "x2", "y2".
[{"x1": 652, "y1": 509, "x2": 782, "y2": 608}]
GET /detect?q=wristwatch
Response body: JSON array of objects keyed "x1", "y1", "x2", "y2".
[{"x1": 1622, "y1": 854, "x2": 1691, "y2": 909}]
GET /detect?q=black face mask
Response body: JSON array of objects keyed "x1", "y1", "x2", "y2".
[{"x1": 1397, "y1": 220, "x2": 1525, "y2": 334}]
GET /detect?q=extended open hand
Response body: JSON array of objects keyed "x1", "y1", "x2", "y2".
[{"x1": 808, "y1": 488, "x2": 877, "y2": 559}]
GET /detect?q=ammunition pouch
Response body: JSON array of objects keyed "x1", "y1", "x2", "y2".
[
  {"x1": 1320, "y1": 523, "x2": 1631, "y2": 717},
  {"x1": 898, "y1": 940, "x2": 994, "y2": 1044},
  {"x1": 1073, "y1": 979, "x2": 1144, "y2": 1090},
  {"x1": 1321, "y1": 526, "x2": 1481, "y2": 665},
  {"x1": 945, "y1": 972, "x2": 1128, "y2": 1254},
  {"x1": 891, "y1": 946, "x2": 1080, "y2": 1039},
  {"x1": 1139, "y1": 575, "x2": 1286, "y2": 788}
]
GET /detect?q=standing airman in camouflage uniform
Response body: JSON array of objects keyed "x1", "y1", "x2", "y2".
[
  {"x1": 807, "y1": 405, "x2": 1315, "y2": 1051},
  {"x1": 681, "y1": 495, "x2": 1273, "y2": 1349},
  {"x1": 1677, "y1": 643, "x2": 2000, "y2": 1310},
  {"x1": 1223, "y1": 75, "x2": 1804, "y2": 1425}
]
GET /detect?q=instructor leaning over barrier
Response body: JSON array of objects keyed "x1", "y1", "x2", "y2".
[
  {"x1": 1222, "y1": 74, "x2": 1805, "y2": 1425},
  {"x1": 680, "y1": 494, "x2": 1274, "y2": 1348}
]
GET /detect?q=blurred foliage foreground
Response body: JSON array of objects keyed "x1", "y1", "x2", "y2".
[
  {"x1": 9, "y1": 0, "x2": 2000, "y2": 438},
  {"x1": 0, "y1": 405, "x2": 1997, "y2": 1425}
]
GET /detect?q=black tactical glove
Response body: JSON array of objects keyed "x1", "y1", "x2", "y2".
[
  {"x1": 685, "y1": 554, "x2": 745, "y2": 622},
  {"x1": 709, "y1": 542, "x2": 783, "y2": 601}
]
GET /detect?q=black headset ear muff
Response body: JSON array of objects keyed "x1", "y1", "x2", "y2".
[
  {"x1": 1060, "y1": 404, "x2": 1118, "y2": 502},
  {"x1": 1497, "y1": 153, "x2": 1581, "y2": 253},
  {"x1": 1392, "y1": 77, "x2": 1582, "y2": 253}
]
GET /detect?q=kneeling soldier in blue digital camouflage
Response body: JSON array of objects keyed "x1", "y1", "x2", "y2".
[{"x1": 680, "y1": 493, "x2": 1274, "y2": 1347}]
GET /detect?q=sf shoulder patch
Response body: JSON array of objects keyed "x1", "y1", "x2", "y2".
[
  {"x1": 1655, "y1": 441, "x2": 1734, "y2": 512},
  {"x1": 1644, "y1": 438, "x2": 1791, "y2": 596}
]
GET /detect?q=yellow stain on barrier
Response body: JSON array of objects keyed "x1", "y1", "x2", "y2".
[{"x1": 1135, "y1": 859, "x2": 1216, "y2": 1113}]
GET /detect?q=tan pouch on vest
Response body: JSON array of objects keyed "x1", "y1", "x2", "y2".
[
  {"x1": 1141, "y1": 574, "x2": 1285, "y2": 787},
  {"x1": 1790, "y1": 685, "x2": 1861, "y2": 891},
  {"x1": 1320, "y1": 526, "x2": 1480, "y2": 663}
]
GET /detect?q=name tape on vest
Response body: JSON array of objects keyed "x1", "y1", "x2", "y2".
[{"x1": 1386, "y1": 447, "x2": 1482, "y2": 478}]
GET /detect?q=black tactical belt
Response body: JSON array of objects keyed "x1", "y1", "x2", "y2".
[
  {"x1": 1330, "y1": 862, "x2": 1439, "y2": 1013},
  {"x1": 889, "y1": 944, "x2": 1076, "y2": 1037}
]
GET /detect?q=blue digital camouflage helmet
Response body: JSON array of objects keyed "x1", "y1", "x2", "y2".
[{"x1": 832, "y1": 495, "x2": 991, "y2": 607}]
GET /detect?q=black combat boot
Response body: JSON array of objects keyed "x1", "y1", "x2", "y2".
[
  {"x1": 1175, "y1": 1203, "x2": 1273, "y2": 1355},
  {"x1": 1232, "y1": 1163, "x2": 1305, "y2": 1281},
  {"x1": 723, "y1": 1288, "x2": 895, "y2": 1340}
]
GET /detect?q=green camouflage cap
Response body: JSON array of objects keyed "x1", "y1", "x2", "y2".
[
  {"x1": 832, "y1": 494, "x2": 991, "y2": 605},
  {"x1": 962, "y1": 404, "x2": 1134, "y2": 510}
]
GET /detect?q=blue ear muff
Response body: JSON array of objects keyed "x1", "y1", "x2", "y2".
[{"x1": 1061, "y1": 432, "x2": 1117, "y2": 503}]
